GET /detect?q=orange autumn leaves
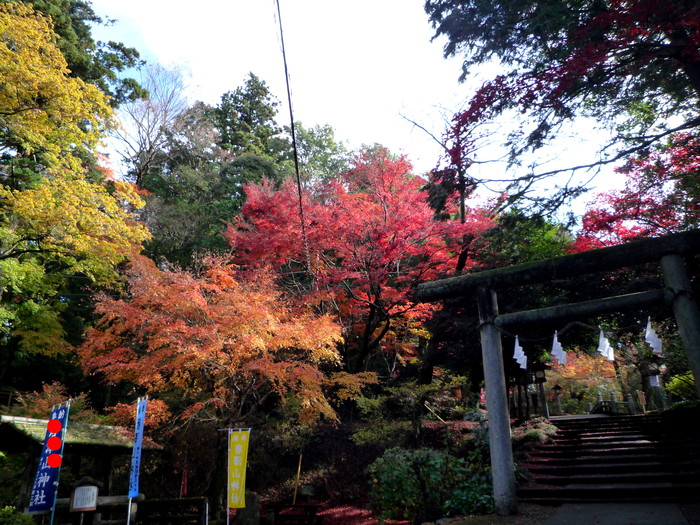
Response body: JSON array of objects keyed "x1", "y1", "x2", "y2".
[
  {"x1": 78, "y1": 255, "x2": 344, "y2": 425},
  {"x1": 547, "y1": 351, "x2": 618, "y2": 402},
  {"x1": 78, "y1": 149, "x2": 492, "y2": 426}
]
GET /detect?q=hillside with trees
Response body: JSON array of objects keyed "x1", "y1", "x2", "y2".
[{"x1": 1, "y1": 1, "x2": 699, "y2": 523}]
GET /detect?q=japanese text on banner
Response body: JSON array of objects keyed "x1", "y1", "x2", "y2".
[
  {"x1": 28, "y1": 403, "x2": 70, "y2": 513},
  {"x1": 128, "y1": 398, "x2": 148, "y2": 498},
  {"x1": 227, "y1": 429, "x2": 250, "y2": 508}
]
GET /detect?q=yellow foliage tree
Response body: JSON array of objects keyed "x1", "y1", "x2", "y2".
[
  {"x1": 547, "y1": 351, "x2": 620, "y2": 413},
  {"x1": 1, "y1": 175, "x2": 150, "y2": 284},
  {"x1": 0, "y1": 2, "x2": 113, "y2": 175},
  {"x1": 0, "y1": 4, "x2": 150, "y2": 357},
  {"x1": 0, "y1": 173, "x2": 150, "y2": 355}
]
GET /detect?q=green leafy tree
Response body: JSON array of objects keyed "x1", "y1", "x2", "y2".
[
  {"x1": 212, "y1": 73, "x2": 281, "y2": 155},
  {"x1": 1, "y1": 173, "x2": 150, "y2": 357},
  {"x1": 474, "y1": 209, "x2": 573, "y2": 268},
  {"x1": 135, "y1": 97, "x2": 284, "y2": 267},
  {"x1": 141, "y1": 155, "x2": 282, "y2": 267},
  {"x1": 271, "y1": 122, "x2": 351, "y2": 187},
  {"x1": 140, "y1": 162, "x2": 226, "y2": 266}
]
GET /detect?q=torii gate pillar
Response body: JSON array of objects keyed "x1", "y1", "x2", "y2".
[
  {"x1": 660, "y1": 254, "x2": 700, "y2": 399},
  {"x1": 477, "y1": 287, "x2": 518, "y2": 516}
]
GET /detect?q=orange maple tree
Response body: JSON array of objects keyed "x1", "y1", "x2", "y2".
[
  {"x1": 547, "y1": 351, "x2": 619, "y2": 407},
  {"x1": 78, "y1": 255, "x2": 348, "y2": 427}
]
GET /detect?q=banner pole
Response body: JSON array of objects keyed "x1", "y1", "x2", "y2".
[
  {"x1": 226, "y1": 429, "x2": 231, "y2": 525},
  {"x1": 126, "y1": 395, "x2": 138, "y2": 525},
  {"x1": 292, "y1": 453, "x2": 302, "y2": 505}
]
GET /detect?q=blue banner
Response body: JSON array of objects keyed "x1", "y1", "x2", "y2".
[
  {"x1": 128, "y1": 398, "x2": 148, "y2": 498},
  {"x1": 28, "y1": 402, "x2": 70, "y2": 513}
]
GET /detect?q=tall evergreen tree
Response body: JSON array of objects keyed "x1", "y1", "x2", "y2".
[{"x1": 212, "y1": 73, "x2": 281, "y2": 156}]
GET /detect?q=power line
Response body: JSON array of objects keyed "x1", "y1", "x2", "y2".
[{"x1": 274, "y1": 0, "x2": 313, "y2": 281}]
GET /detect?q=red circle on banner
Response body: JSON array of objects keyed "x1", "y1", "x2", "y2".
[
  {"x1": 47, "y1": 436, "x2": 62, "y2": 451},
  {"x1": 47, "y1": 453, "x2": 62, "y2": 468},
  {"x1": 47, "y1": 418, "x2": 62, "y2": 434}
]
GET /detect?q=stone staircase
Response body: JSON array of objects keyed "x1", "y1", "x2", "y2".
[{"x1": 517, "y1": 410, "x2": 700, "y2": 505}]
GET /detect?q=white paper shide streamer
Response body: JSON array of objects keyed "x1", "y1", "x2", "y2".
[
  {"x1": 597, "y1": 328, "x2": 615, "y2": 361},
  {"x1": 551, "y1": 331, "x2": 567, "y2": 365},
  {"x1": 645, "y1": 317, "x2": 663, "y2": 355},
  {"x1": 513, "y1": 336, "x2": 527, "y2": 370}
]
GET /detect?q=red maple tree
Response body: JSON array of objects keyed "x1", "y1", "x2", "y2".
[
  {"x1": 574, "y1": 133, "x2": 700, "y2": 250},
  {"x1": 226, "y1": 147, "x2": 493, "y2": 373},
  {"x1": 432, "y1": 0, "x2": 700, "y2": 204}
]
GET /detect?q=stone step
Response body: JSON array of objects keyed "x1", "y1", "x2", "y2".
[
  {"x1": 549, "y1": 437, "x2": 697, "y2": 449},
  {"x1": 529, "y1": 444, "x2": 700, "y2": 460},
  {"x1": 524, "y1": 453, "x2": 700, "y2": 469},
  {"x1": 555, "y1": 428, "x2": 698, "y2": 439},
  {"x1": 553, "y1": 415, "x2": 661, "y2": 423},
  {"x1": 551, "y1": 423, "x2": 665, "y2": 434},
  {"x1": 518, "y1": 411, "x2": 700, "y2": 505},
  {"x1": 554, "y1": 423, "x2": 664, "y2": 432},
  {"x1": 551, "y1": 417, "x2": 698, "y2": 435},
  {"x1": 556, "y1": 428, "x2": 652, "y2": 435},
  {"x1": 517, "y1": 482, "x2": 700, "y2": 503},
  {"x1": 527, "y1": 470, "x2": 700, "y2": 486},
  {"x1": 546, "y1": 438, "x2": 658, "y2": 449},
  {"x1": 532, "y1": 435, "x2": 700, "y2": 450},
  {"x1": 553, "y1": 428, "x2": 691, "y2": 439},
  {"x1": 552, "y1": 414, "x2": 663, "y2": 423},
  {"x1": 517, "y1": 494, "x2": 699, "y2": 505},
  {"x1": 527, "y1": 460, "x2": 700, "y2": 476}
]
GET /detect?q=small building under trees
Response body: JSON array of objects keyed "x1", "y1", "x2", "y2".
[{"x1": 0, "y1": 415, "x2": 159, "y2": 510}]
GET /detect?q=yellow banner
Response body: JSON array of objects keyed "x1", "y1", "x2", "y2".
[{"x1": 227, "y1": 429, "x2": 250, "y2": 508}]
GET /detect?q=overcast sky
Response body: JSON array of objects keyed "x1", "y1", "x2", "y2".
[{"x1": 89, "y1": 0, "x2": 477, "y2": 174}]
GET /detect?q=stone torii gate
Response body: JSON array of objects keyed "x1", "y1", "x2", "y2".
[{"x1": 416, "y1": 229, "x2": 700, "y2": 516}]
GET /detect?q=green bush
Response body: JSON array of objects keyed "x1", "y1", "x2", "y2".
[
  {"x1": 0, "y1": 507, "x2": 34, "y2": 525},
  {"x1": 352, "y1": 376, "x2": 471, "y2": 449},
  {"x1": 666, "y1": 371, "x2": 696, "y2": 401},
  {"x1": 366, "y1": 447, "x2": 493, "y2": 523},
  {"x1": 0, "y1": 454, "x2": 25, "y2": 508},
  {"x1": 511, "y1": 417, "x2": 557, "y2": 449},
  {"x1": 445, "y1": 473, "x2": 494, "y2": 516}
]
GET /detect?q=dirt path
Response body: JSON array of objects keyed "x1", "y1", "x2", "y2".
[{"x1": 316, "y1": 503, "x2": 557, "y2": 525}]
